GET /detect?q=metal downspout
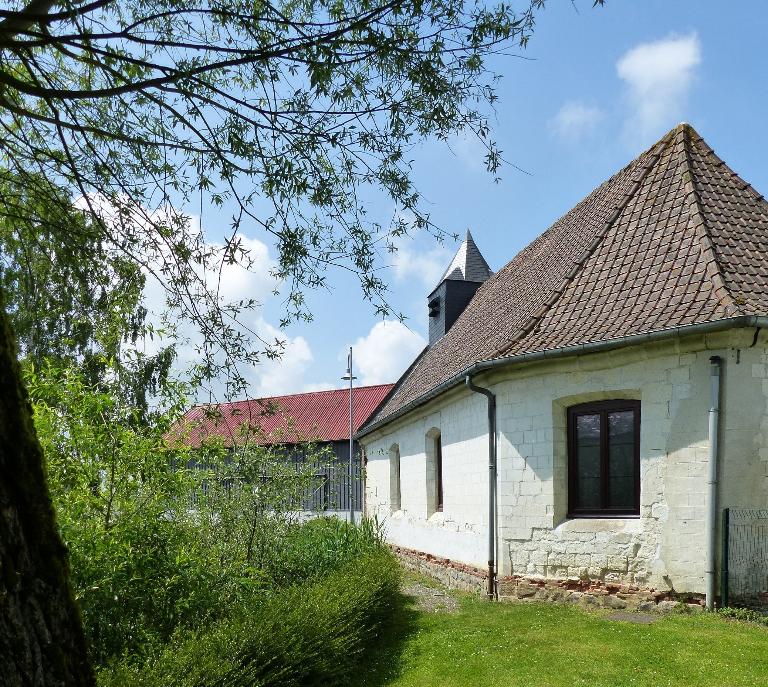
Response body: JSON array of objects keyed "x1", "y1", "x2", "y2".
[
  {"x1": 706, "y1": 356, "x2": 722, "y2": 610},
  {"x1": 465, "y1": 375, "x2": 497, "y2": 600}
]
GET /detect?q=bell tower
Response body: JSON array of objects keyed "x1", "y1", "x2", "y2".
[{"x1": 428, "y1": 230, "x2": 492, "y2": 345}]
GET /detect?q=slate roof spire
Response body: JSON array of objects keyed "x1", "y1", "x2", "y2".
[
  {"x1": 363, "y1": 123, "x2": 768, "y2": 431},
  {"x1": 438, "y1": 230, "x2": 494, "y2": 285},
  {"x1": 428, "y1": 230, "x2": 493, "y2": 345}
]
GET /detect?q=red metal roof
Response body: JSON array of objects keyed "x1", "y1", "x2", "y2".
[{"x1": 174, "y1": 384, "x2": 393, "y2": 447}]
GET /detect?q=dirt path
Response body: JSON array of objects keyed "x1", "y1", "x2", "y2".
[{"x1": 402, "y1": 581, "x2": 460, "y2": 613}]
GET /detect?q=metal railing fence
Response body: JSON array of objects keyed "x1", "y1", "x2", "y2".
[
  {"x1": 722, "y1": 508, "x2": 768, "y2": 608},
  {"x1": 186, "y1": 450, "x2": 362, "y2": 514}
]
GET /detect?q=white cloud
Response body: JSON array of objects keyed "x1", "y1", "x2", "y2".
[
  {"x1": 213, "y1": 235, "x2": 277, "y2": 306},
  {"x1": 617, "y1": 33, "x2": 701, "y2": 142},
  {"x1": 351, "y1": 320, "x2": 427, "y2": 386},
  {"x1": 167, "y1": 312, "x2": 327, "y2": 400},
  {"x1": 139, "y1": 230, "x2": 279, "y2": 358},
  {"x1": 550, "y1": 102, "x2": 604, "y2": 143},
  {"x1": 74, "y1": 193, "x2": 336, "y2": 401},
  {"x1": 390, "y1": 235, "x2": 453, "y2": 292},
  {"x1": 142, "y1": 246, "x2": 329, "y2": 400},
  {"x1": 250, "y1": 319, "x2": 317, "y2": 397},
  {"x1": 149, "y1": 228, "x2": 278, "y2": 327}
]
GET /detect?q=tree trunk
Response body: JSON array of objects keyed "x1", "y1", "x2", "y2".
[{"x1": 0, "y1": 292, "x2": 95, "y2": 685}]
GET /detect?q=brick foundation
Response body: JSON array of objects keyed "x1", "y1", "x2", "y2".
[{"x1": 394, "y1": 545, "x2": 706, "y2": 613}]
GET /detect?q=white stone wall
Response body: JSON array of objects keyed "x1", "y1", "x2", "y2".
[
  {"x1": 363, "y1": 328, "x2": 768, "y2": 594},
  {"x1": 364, "y1": 399, "x2": 491, "y2": 566}
]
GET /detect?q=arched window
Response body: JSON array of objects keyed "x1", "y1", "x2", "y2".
[
  {"x1": 389, "y1": 444, "x2": 401, "y2": 512},
  {"x1": 426, "y1": 429, "x2": 443, "y2": 515}
]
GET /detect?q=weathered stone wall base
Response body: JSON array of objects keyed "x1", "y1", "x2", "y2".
[
  {"x1": 394, "y1": 545, "x2": 488, "y2": 594},
  {"x1": 394, "y1": 546, "x2": 706, "y2": 613}
]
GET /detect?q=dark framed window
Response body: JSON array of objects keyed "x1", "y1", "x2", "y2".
[
  {"x1": 390, "y1": 445, "x2": 401, "y2": 512},
  {"x1": 435, "y1": 434, "x2": 443, "y2": 512},
  {"x1": 567, "y1": 400, "x2": 640, "y2": 517}
]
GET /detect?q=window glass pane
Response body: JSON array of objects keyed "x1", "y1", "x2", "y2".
[
  {"x1": 607, "y1": 410, "x2": 636, "y2": 510},
  {"x1": 575, "y1": 413, "x2": 601, "y2": 509}
]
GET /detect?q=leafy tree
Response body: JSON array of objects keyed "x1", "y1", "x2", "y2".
[
  {"x1": 0, "y1": 297, "x2": 95, "y2": 685},
  {"x1": 29, "y1": 355, "x2": 337, "y2": 665},
  {"x1": 0, "y1": 0, "x2": 566, "y2": 680},
  {"x1": 0, "y1": 172, "x2": 177, "y2": 413},
  {"x1": 0, "y1": 0, "x2": 546, "y2": 390},
  {"x1": 29, "y1": 356, "x2": 193, "y2": 665},
  {"x1": 189, "y1": 434, "x2": 334, "y2": 579},
  {"x1": 0, "y1": 173, "x2": 142, "y2": 362}
]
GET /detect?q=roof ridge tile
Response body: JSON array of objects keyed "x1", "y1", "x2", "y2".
[
  {"x1": 493, "y1": 139, "x2": 668, "y2": 358},
  {"x1": 679, "y1": 125, "x2": 742, "y2": 317},
  {"x1": 689, "y1": 130, "x2": 767, "y2": 203}
]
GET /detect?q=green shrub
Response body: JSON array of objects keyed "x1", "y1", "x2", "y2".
[
  {"x1": 100, "y1": 548, "x2": 401, "y2": 687},
  {"x1": 69, "y1": 514, "x2": 214, "y2": 663},
  {"x1": 30, "y1": 359, "x2": 363, "y2": 664},
  {"x1": 264, "y1": 516, "x2": 385, "y2": 587},
  {"x1": 75, "y1": 516, "x2": 385, "y2": 664}
]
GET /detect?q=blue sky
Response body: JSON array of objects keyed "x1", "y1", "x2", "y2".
[{"x1": 165, "y1": 0, "x2": 768, "y2": 399}]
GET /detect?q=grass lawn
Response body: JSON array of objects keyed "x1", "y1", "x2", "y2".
[{"x1": 357, "y1": 582, "x2": 768, "y2": 687}]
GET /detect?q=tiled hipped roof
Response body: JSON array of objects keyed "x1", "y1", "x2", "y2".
[
  {"x1": 365, "y1": 124, "x2": 768, "y2": 430},
  {"x1": 177, "y1": 384, "x2": 393, "y2": 447}
]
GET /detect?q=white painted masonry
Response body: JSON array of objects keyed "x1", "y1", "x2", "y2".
[{"x1": 363, "y1": 327, "x2": 768, "y2": 594}]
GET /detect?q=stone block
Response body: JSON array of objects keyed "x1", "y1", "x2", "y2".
[
  {"x1": 657, "y1": 600, "x2": 679, "y2": 613},
  {"x1": 516, "y1": 584, "x2": 538, "y2": 599},
  {"x1": 603, "y1": 595, "x2": 628, "y2": 610},
  {"x1": 606, "y1": 556, "x2": 629, "y2": 571},
  {"x1": 668, "y1": 367, "x2": 690, "y2": 383},
  {"x1": 548, "y1": 589, "x2": 566, "y2": 602}
]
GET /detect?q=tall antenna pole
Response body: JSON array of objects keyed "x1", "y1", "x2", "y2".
[
  {"x1": 342, "y1": 347, "x2": 357, "y2": 524},
  {"x1": 349, "y1": 347, "x2": 354, "y2": 523}
]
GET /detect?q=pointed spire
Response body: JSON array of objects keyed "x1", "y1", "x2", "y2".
[{"x1": 438, "y1": 230, "x2": 493, "y2": 286}]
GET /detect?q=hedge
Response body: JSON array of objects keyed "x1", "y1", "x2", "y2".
[
  {"x1": 100, "y1": 547, "x2": 401, "y2": 687},
  {"x1": 262, "y1": 516, "x2": 387, "y2": 588}
]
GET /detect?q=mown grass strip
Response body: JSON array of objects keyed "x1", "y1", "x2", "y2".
[{"x1": 357, "y1": 595, "x2": 768, "y2": 687}]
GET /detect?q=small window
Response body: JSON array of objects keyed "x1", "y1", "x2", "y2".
[
  {"x1": 426, "y1": 429, "x2": 443, "y2": 515},
  {"x1": 567, "y1": 400, "x2": 640, "y2": 517},
  {"x1": 389, "y1": 445, "x2": 401, "y2": 512},
  {"x1": 435, "y1": 434, "x2": 443, "y2": 512}
]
